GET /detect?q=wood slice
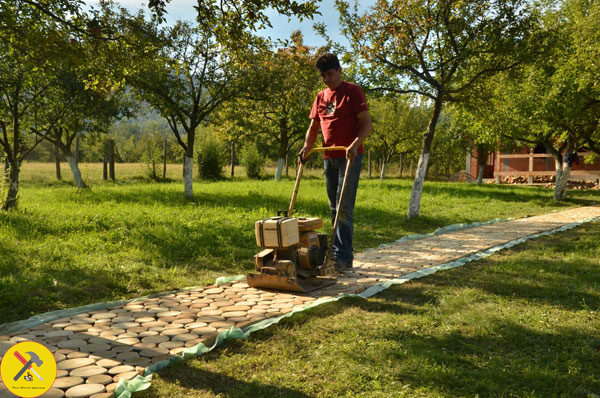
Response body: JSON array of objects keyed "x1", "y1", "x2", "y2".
[
  {"x1": 70, "y1": 366, "x2": 108, "y2": 378},
  {"x1": 57, "y1": 358, "x2": 95, "y2": 370},
  {"x1": 57, "y1": 339, "x2": 87, "y2": 349},
  {"x1": 139, "y1": 347, "x2": 169, "y2": 357},
  {"x1": 171, "y1": 333, "x2": 199, "y2": 342},
  {"x1": 53, "y1": 376, "x2": 84, "y2": 389},
  {"x1": 107, "y1": 365, "x2": 135, "y2": 375},
  {"x1": 65, "y1": 383, "x2": 105, "y2": 398},
  {"x1": 141, "y1": 335, "x2": 169, "y2": 344},
  {"x1": 95, "y1": 359, "x2": 121, "y2": 368},
  {"x1": 112, "y1": 371, "x2": 139, "y2": 383},
  {"x1": 39, "y1": 387, "x2": 65, "y2": 397},
  {"x1": 86, "y1": 374, "x2": 113, "y2": 385}
]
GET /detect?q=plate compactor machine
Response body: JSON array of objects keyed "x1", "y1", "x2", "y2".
[{"x1": 247, "y1": 146, "x2": 351, "y2": 292}]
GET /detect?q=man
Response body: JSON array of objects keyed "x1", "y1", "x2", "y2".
[{"x1": 299, "y1": 53, "x2": 372, "y2": 273}]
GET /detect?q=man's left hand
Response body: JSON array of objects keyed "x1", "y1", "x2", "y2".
[{"x1": 346, "y1": 144, "x2": 358, "y2": 165}]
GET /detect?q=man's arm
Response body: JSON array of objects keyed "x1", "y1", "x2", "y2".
[
  {"x1": 299, "y1": 118, "x2": 320, "y2": 163},
  {"x1": 347, "y1": 110, "x2": 372, "y2": 164}
]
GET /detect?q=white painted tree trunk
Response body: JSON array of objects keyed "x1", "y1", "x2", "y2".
[
  {"x1": 183, "y1": 154, "x2": 193, "y2": 198},
  {"x1": 407, "y1": 97, "x2": 442, "y2": 219},
  {"x1": 554, "y1": 160, "x2": 570, "y2": 201},
  {"x1": 477, "y1": 164, "x2": 484, "y2": 185},
  {"x1": 274, "y1": 158, "x2": 284, "y2": 181},
  {"x1": 408, "y1": 152, "x2": 430, "y2": 219},
  {"x1": 65, "y1": 154, "x2": 87, "y2": 189},
  {"x1": 3, "y1": 159, "x2": 20, "y2": 210},
  {"x1": 380, "y1": 161, "x2": 386, "y2": 180}
]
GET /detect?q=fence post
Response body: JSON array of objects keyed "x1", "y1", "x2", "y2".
[
  {"x1": 163, "y1": 138, "x2": 167, "y2": 179},
  {"x1": 528, "y1": 150, "x2": 534, "y2": 184},
  {"x1": 368, "y1": 150, "x2": 372, "y2": 179},
  {"x1": 230, "y1": 141, "x2": 235, "y2": 178},
  {"x1": 55, "y1": 141, "x2": 61, "y2": 180},
  {"x1": 108, "y1": 139, "x2": 115, "y2": 181}
]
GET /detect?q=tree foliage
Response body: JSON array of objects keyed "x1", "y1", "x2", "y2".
[{"x1": 338, "y1": 0, "x2": 537, "y2": 218}]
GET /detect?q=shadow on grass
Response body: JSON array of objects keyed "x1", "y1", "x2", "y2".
[
  {"x1": 143, "y1": 362, "x2": 312, "y2": 398},
  {"x1": 140, "y1": 224, "x2": 600, "y2": 397}
]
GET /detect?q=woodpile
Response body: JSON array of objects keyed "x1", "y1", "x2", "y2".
[
  {"x1": 501, "y1": 175, "x2": 598, "y2": 189},
  {"x1": 501, "y1": 175, "x2": 555, "y2": 184},
  {"x1": 542, "y1": 181, "x2": 598, "y2": 190}
]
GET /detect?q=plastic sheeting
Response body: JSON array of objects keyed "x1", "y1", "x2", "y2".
[{"x1": 115, "y1": 214, "x2": 600, "y2": 398}]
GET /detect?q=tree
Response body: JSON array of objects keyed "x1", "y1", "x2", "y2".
[
  {"x1": 0, "y1": 1, "x2": 68, "y2": 209},
  {"x1": 464, "y1": 0, "x2": 600, "y2": 199},
  {"x1": 338, "y1": 0, "x2": 536, "y2": 218},
  {"x1": 243, "y1": 31, "x2": 323, "y2": 181},
  {"x1": 368, "y1": 96, "x2": 425, "y2": 179},
  {"x1": 31, "y1": 37, "x2": 127, "y2": 189},
  {"x1": 105, "y1": 13, "x2": 251, "y2": 198}
]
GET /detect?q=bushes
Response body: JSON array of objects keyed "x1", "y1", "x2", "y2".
[
  {"x1": 197, "y1": 137, "x2": 226, "y2": 180},
  {"x1": 240, "y1": 144, "x2": 264, "y2": 179}
]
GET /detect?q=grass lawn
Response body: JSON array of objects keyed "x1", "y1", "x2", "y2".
[
  {"x1": 137, "y1": 221, "x2": 600, "y2": 398},
  {"x1": 1, "y1": 163, "x2": 599, "y2": 324}
]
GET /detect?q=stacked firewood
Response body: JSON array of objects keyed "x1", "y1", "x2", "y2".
[
  {"x1": 500, "y1": 175, "x2": 598, "y2": 189},
  {"x1": 541, "y1": 181, "x2": 598, "y2": 190},
  {"x1": 501, "y1": 175, "x2": 555, "y2": 184}
]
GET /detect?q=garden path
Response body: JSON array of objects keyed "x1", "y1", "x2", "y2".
[{"x1": 1, "y1": 204, "x2": 600, "y2": 398}]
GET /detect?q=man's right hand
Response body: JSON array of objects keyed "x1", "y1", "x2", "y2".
[{"x1": 298, "y1": 146, "x2": 311, "y2": 164}]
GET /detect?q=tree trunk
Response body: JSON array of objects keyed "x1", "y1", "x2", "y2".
[
  {"x1": 54, "y1": 140, "x2": 61, "y2": 180},
  {"x1": 408, "y1": 98, "x2": 443, "y2": 219},
  {"x1": 380, "y1": 161, "x2": 386, "y2": 180},
  {"x1": 3, "y1": 160, "x2": 20, "y2": 210},
  {"x1": 183, "y1": 154, "x2": 193, "y2": 198},
  {"x1": 65, "y1": 153, "x2": 87, "y2": 188},
  {"x1": 399, "y1": 153, "x2": 403, "y2": 177},
  {"x1": 108, "y1": 139, "x2": 115, "y2": 181},
  {"x1": 368, "y1": 150, "x2": 372, "y2": 178},
  {"x1": 554, "y1": 159, "x2": 570, "y2": 201},
  {"x1": 103, "y1": 157, "x2": 108, "y2": 180},
  {"x1": 477, "y1": 164, "x2": 484, "y2": 185},
  {"x1": 274, "y1": 158, "x2": 284, "y2": 181},
  {"x1": 285, "y1": 153, "x2": 289, "y2": 177},
  {"x1": 465, "y1": 148, "x2": 471, "y2": 180},
  {"x1": 75, "y1": 137, "x2": 80, "y2": 163},
  {"x1": 230, "y1": 141, "x2": 235, "y2": 178},
  {"x1": 163, "y1": 139, "x2": 167, "y2": 179}
]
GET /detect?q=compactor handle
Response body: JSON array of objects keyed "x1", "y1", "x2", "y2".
[{"x1": 298, "y1": 146, "x2": 347, "y2": 164}]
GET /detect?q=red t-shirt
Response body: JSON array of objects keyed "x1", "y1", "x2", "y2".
[{"x1": 309, "y1": 81, "x2": 369, "y2": 159}]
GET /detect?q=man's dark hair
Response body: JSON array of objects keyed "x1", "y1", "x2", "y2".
[{"x1": 315, "y1": 53, "x2": 341, "y2": 73}]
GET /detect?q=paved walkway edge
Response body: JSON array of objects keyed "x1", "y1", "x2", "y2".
[
  {"x1": 0, "y1": 217, "x2": 513, "y2": 336},
  {"x1": 114, "y1": 214, "x2": 600, "y2": 398}
]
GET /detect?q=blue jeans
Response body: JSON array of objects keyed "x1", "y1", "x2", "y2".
[{"x1": 323, "y1": 154, "x2": 363, "y2": 266}]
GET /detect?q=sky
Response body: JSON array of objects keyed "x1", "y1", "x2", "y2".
[{"x1": 84, "y1": 0, "x2": 374, "y2": 49}]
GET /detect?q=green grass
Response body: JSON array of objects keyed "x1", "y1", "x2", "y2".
[
  {"x1": 1, "y1": 164, "x2": 599, "y2": 324},
  {"x1": 137, "y1": 221, "x2": 600, "y2": 398}
]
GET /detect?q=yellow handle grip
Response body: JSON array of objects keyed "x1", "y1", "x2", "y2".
[{"x1": 304, "y1": 146, "x2": 348, "y2": 160}]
